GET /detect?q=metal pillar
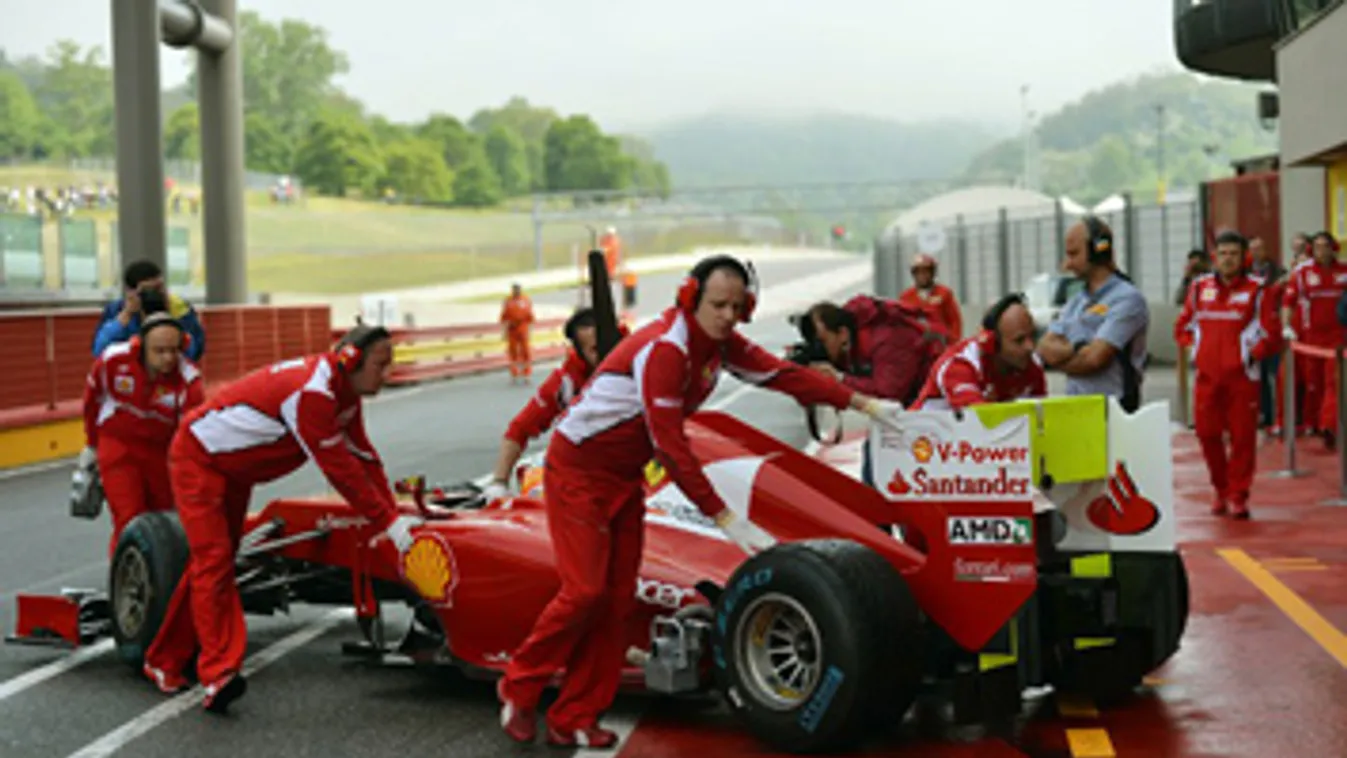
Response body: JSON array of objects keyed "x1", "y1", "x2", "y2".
[
  {"x1": 194, "y1": 0, "x2": 248, "y2": 304},
  {"x1": 111, "y1": 0, "x2": 168, "y2": 274},
  {"x1": 110, "y1": 0, "x2": 242, "y2": 303},
  {"x1": 1263, "y1": 343, "x2": 1306, "y2": 479}
]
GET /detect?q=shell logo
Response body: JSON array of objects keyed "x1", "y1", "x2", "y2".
[
  {"x1": 399, "y1": 532, "x2": 459, "y2": 607},
  {"x1": 519, "y1": 466, "x2": 545, "y2": 498},
  {"x1": 911, "y1": 436, "x2": 934, "y2": 464}
]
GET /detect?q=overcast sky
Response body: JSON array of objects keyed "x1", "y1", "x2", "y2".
[{"x1": 2, "y1": 0, "x2": 1185, "y2": 131}]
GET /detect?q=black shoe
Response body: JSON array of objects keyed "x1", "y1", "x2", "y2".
[{"x1": 203, "y1": 673, "x2": 248, "y2": 714}]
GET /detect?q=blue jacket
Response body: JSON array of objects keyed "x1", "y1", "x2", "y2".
[{"x1": 91, "y1": 293, "x2": 206, "y2": 361}]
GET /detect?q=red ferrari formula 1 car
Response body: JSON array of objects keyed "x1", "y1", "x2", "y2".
[{"x1": 9, "y1": 392, "x2": 1188, "y2": 754}]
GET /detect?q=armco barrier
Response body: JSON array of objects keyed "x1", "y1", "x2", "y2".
[
  {"x1": 0, "y1": 304, "x2": 331, "y2": 469},
  {"x1": 343, "y1": 317, "x2": 571, "y2": 386}
]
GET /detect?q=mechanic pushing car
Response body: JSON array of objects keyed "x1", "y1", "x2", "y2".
[
  {"x1": 79, "y1": 312, "x2": 204, "y2": 557},
  {"x1": 911, "y1": 292, "x2": 1047, "y2": 411},
  {"x1": 484, "y1": 307, "x2": 626, "y2": 498},
  {"x1": 802, "y1": 294, "x2": 943, "y2": 485},
  {"x1": 1036, "y1": 216, "x2": 1149, "y2": 412},
  {"x1": 496, "y1": 254, "x2": 906, "y2": 748},
  {"x1": 1175, "y1": 230, "x2": 1282, "y2": 519},
  {"x1": 1282, "y1": 231, "x2": 1347, "y2": 448},
  {"x1": 141, "y1": 325, "x2": 423, "y2": 714},
  {"x1": 898, "y1": 253, "x2": 963, "y2": 341}
]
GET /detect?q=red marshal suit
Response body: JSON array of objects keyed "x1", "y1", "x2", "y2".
[
  {"x1": 144, "y1": 354, "x2": 402, "y2": 697},
  {"x1": 1282, "y1": 258, "x2": 1347, "y2": 434},
  {"x1": 499, "y1": 307, "x2": 855, "y2": 737},
  {"x1": 898, "y1": 283, "x2": 963, "y2": 342},
  {"x1": 910, "y1": 330, "x2": 1047, "y2": 410},
  {"x1": 1176, "y1": 272, "x2": 1282, "y2": 515},
  {"x1": 82, "y1": 340, "x2": 204, "y2": 556}
]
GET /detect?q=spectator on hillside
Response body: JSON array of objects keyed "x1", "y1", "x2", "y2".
[{"x1": 92, "y1": 260, "x2": 206, "y2": 362}]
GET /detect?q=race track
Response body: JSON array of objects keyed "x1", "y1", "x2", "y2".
[{"x1": 0, "y1": 253, "x2": 876, "y2": 758}]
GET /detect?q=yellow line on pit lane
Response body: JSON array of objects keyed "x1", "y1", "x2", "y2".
[
  {"x1": 1066, "y1": 727, "x2": 1116, "y2": 757},
  {"x1": 1219, "y1": 548, "x2": 1347, "y2": 669}
]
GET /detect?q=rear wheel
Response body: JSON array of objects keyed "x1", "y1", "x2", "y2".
[
  {"x1": 109, "y1": 511, "x2": 189, "y2": 668},
  {"x1": 711, "y1": 539, "x2": 922, "y2": 754}
]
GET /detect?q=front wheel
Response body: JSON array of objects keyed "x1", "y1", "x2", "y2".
[
  {"x1": 109, "y1": 511, "x2": 189, "y2": 668},
  {"x1": 711, "y1": 539, "x2": 922, "y2": 754}
]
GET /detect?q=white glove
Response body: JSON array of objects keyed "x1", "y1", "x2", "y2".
[
  {"x1": 714, "y1": 509, "x2": 776, "y2": 555},
  {"x1": 1283, "y1": 325, "x2": 1298, "y2": 342},
  {"x1": 481, "y1": 480, "x2": 510, "y2": 503},
  {"x1": 380, "y1": 514, "x2": 423, "y2": 553},
  {"x1": 858, "y1": 397, "x2": 905, "y2": 434}
]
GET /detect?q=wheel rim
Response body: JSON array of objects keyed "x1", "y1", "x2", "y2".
[
  {"x1": 114, "y1": 547, "x2": 151, "y2": 637},
  {"x1": 733, "y1": 592, "x2": 823, "y2": 711}
]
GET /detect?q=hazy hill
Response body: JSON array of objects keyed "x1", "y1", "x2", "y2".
[
  {"x1": 639, "y1": 111, "x2": 1006, "y2": 188},
  {"x1": 960, "y1": 70, "x2": 1278, "y2": 204}
]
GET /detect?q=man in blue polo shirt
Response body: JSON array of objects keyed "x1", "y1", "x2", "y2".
[
  {"x1": 92, "y1": 259, "x2": 206, "y2": 362},
  {"x1": 1036, "y1": 216, "x2": 1149, "y2": 411}
]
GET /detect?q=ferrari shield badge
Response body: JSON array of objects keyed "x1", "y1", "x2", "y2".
[{"x1": 399, "y1": 532, "x2": 459, "y2": 607}]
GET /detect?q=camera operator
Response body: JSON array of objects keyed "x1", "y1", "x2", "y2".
[
  {"x1": 92, "y1": 260, "x2": 206, "y2": 362},
  {"x1": 910, "y1": 293, "x2": 1046, "y2": 411},
  {"x1": 800, "y1": 295, "x2": 942, "y2": 485}
]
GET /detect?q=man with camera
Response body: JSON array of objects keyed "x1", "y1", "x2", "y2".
[
  {"x1": 800, "y1": 295, "x2": 943, "y2": 485},
  {"x1": 92, "y1": 260, "x2": 206, "y2": 362},
  {"x1": 911, "y1": 293, "x2": 1046, "y2": 411}
]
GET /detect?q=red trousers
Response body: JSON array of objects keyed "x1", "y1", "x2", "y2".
[
  {"x1": 1194, "y1": 372, "x2": 1260, "y2": 505},
  {"x1": 507, "y1": 330, "x2": 532, "y2": 377},
  {"x1": 97, "y1": 437, "x2": 174, "y2": 558},
  {"x1": 500, "y1": 462, "x2": 644, "y2": 731},
  {"x1": 143, "y1": 442, "x2": 253, "y2": 689}
]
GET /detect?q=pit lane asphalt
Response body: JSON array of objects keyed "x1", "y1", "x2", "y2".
[{"x1": 0, "y1": 253, "x2": 889, "y2": 758}]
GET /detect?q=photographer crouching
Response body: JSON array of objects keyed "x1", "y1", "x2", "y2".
[{"x1": 792, "y1": 295, "x2": 946, "y2": 485}]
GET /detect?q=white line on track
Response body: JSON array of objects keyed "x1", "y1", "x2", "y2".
[
  {"x1": 64, "y1": 608, "x2": 350, "y2": 758},
  {"x1": 0, "y1": 639, "x2": 114, "y2": 704}
]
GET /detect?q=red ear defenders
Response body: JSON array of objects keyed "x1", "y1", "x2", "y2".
[
  {"x1": 675, "y1": 255, "x2": 759, "y2": 323},
  {"x1": 333, "y1": 324, "x2": 392, "y2": 371},
  {"x1": 133, "y1": 312, "x2": 190, "y2": 353}
]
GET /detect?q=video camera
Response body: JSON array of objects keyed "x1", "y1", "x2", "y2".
[{"x1": 138, "y1": 284, "x2": 168, "y2": 316}]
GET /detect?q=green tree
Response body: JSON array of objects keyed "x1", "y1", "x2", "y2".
[
  {"x1": 452, "y1": 143, "x2": 504, "y2": 207},
  {"x1": 1088, "y1": 136, "x2": 1135, "y2": 195},
  {"x1": 244, "y1": 112, "x2": 292, "y2": 173},
  {"x1": 381, "y1": 138, "x2": 454, "y2": 202},
  {"x1": 0, "y1": 71, "x2": 41, "y2": 158},
  {"x1": 543, "y1": 115, "x2": 630, "y2": 192},
  {"x1": 417, "y1": 114, "x2": 478, "y2": 170},
  {"x1": 164, "y1": 102, "x2": 200, "y2": 160},
  {"x1": 483, "y1": 125, "x2": 530, "y2": 195},
  {"x1": 469, "y1": 96, "x2": 558, "y2": 144},
  {"x1": 31, "y1": 40, "x2": 114, "y2": 157},
  {"x1": 367, "y1": 115, "x2": 414, "y2": 147},
  {"x1": 294, "y1": 110, "x2": 383, "y2": 197}
]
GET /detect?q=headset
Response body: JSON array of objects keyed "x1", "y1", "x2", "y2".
[
  {"x1": 133, "y1": 311, "x2": 190, "y2": 353},
  {"x1": 1082, "y1": 215, "x2": 1114, "y2": 265},
  {"x1": 982, "y1": 292, "x2": 1027, "y2": 350},
  {"x1": 675, "y1": 254, "x2": 760, "y2": 323},
  {"x1": 333, "y1": 324, "x2": 392, "y2": 372}
]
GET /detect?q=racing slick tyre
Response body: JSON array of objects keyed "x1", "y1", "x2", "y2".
[
  {"x1": 109, "y1": 511, "x2": 189, "y2": 668},
  {"x1": 710, "y1": 539, "x2": 922, "y2": 754}
]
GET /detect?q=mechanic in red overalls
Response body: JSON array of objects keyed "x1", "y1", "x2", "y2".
[
  {"x1": 141, "y1": 325, "x2": 423, "y2": 713},
  {"x1": 1281, "y1": 231, "x2": 1347, "y2": 448},
  {"x1": 496, "y1": 255, "x2": 905, "y2": 748},
  {"x1": 898, "y1": 253, "x2": 963, "y2": 342},
  {"x1": 81, "y1": 312, "x2": 204, "y2": 557},
  {"x1": 484, "y1": 307, "x2": 628, "y2": 499},
  {"x1": 1176, "y1": 230, "x2": 1282, "y2": 519},
  {"x1": 911, "y1": 293, "x2": 1046, "y2": 411}
]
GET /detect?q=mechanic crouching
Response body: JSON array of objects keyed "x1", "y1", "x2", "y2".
[
  {"x1": 497, "y1": 255, "x2": 904, "y2": 748},
  {"x1": 1175, "y1": 231, "x2": 1282, "y2": 519},
  {"x1": 79, "y1": 312, "x2": 204, "y2": 557},
  {"x1": 142, "y1": 325, "x2": 423, "y2": 714},
  {"x1": 802, "y1": 295, "x2": 943, "y2": 485},
  {"x1": 910, "y1": 293, "x2": 1047, "y2": 410},
  {"x1": 484, "y1": 307, "x2": 625, "y2": 499}
]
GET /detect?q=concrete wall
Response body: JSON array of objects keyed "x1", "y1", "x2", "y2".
[
  {"x1": 1277, "y1": 4, "x2": 1347, "y2": 166},
  {"x1": 1281, "y1": 165, "x2": 1328, "y2": 240}
]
